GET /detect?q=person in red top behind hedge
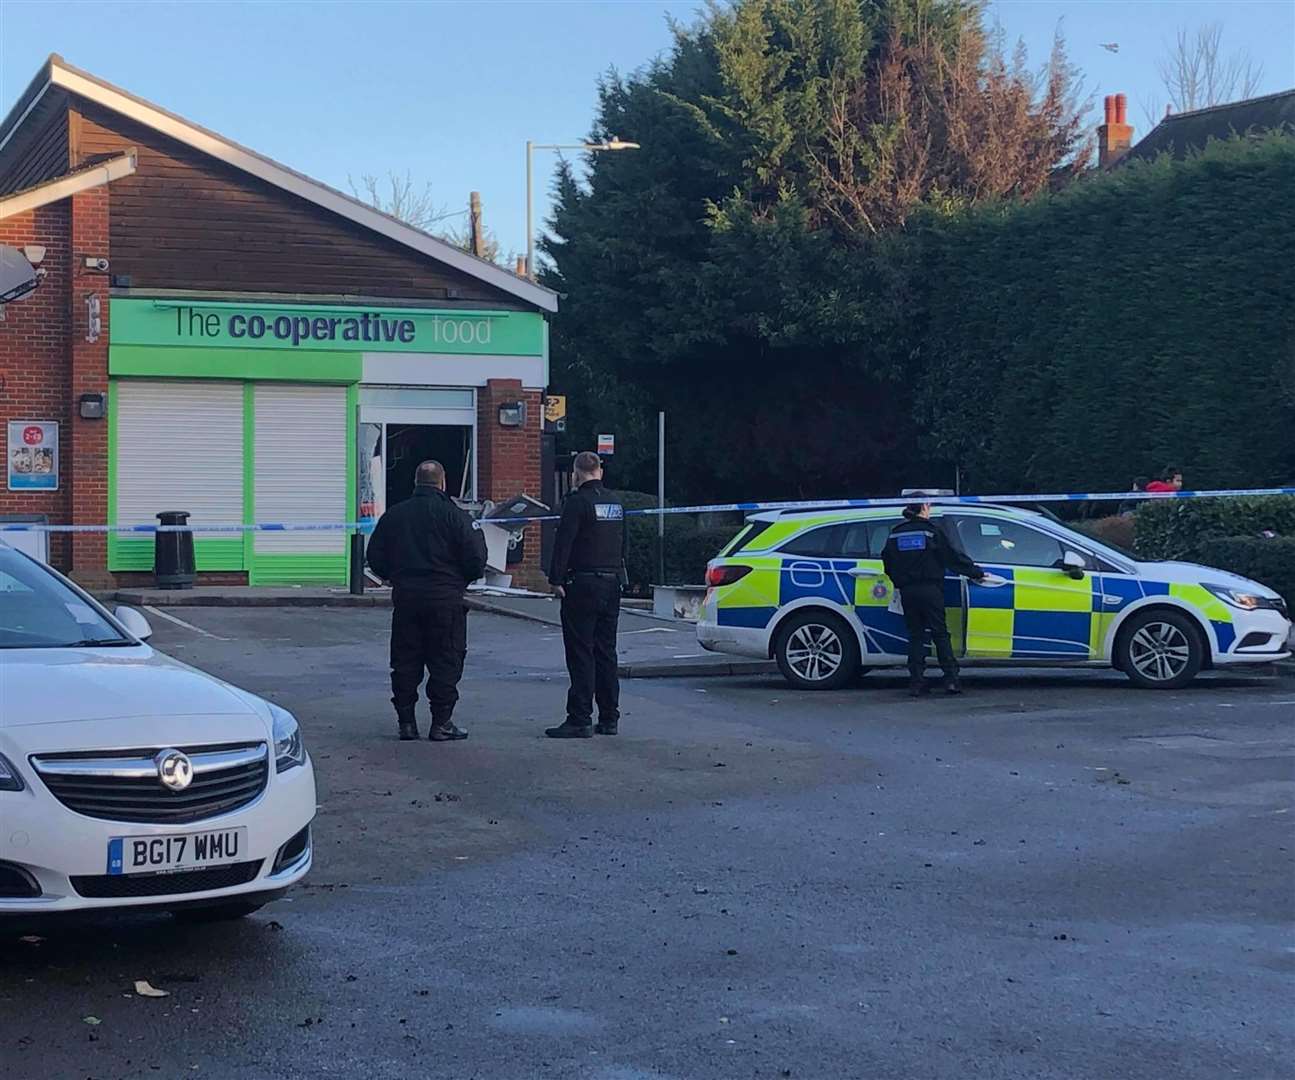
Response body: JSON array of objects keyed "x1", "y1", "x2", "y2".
[{"x1": 1144, "y1": 467, "x2": 1184, "y2": 494}]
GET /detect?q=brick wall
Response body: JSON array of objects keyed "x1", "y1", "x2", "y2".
[
  {"x1": 477, "y1": 378, "x2": 545, "y2": 589},
  {"x1": 0, "y1": 202, "x2": 73, "y2": 570},
  {"x1": 68, "y1": 186, "x2": 111, "y2": 587}
]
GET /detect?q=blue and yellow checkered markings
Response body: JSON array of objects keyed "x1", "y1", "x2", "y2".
[
  {"x1": 717, "y1": 606, "x2": 778, "y2": 629},
  {"x1": 778, "y1": 559, "x2": 857, "y2": 607},
  {"x1": 854, "y1": 608, "x2": 907, "y2": 655},
  {"x1": 963, "y1": 567, "x2": 1098, "y2": 657},
  {"x1": 1093, "y1": 575, "x2": 1143, "y2": 612}
]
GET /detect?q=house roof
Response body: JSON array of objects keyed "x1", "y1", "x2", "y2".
[
  {"x1": 1121, "y1": 88, "x2": 1295, "y2": 165},
  {"x1": 0, "y1": 55, "x2": 557, "y2": 312},
  {"x1": 0, "y1": 150, "x2": 135, "y2": 220}
]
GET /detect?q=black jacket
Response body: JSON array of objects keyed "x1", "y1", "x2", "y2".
[
  {"x1": 548, "y1": 480, "x2": 627, "y2": 584},
  {"x1": 882, "y1": 516, "x2": 984, "y2": 590},
  {"x1": 366, "y1": 486, "x2": 488, "y2": 602}
]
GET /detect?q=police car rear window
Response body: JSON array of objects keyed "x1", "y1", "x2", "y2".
[{"x1": 724, "y1": 520, "x2": 773, "y2": 554}]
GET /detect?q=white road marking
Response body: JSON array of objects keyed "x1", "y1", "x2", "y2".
[
  {"x1": 144, "y1": 606, "x2": 228, "y2": 641},
  {"x1": 620, "y1": 627, "x2": 678, "y2": 635}
]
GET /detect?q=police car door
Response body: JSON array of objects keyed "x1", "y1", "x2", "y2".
[
  {"x1": 949, "y1": 515, "x2": 1096, "y2": 660},
  {"x1": 775, "y1": 521, "x2": 900, "y2": 660}
]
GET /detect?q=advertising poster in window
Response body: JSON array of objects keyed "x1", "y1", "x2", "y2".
[{"x1": 7, "y1": 421, "x2": 59, "y2": 491}]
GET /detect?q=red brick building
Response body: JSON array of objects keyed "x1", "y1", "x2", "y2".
[{"x1": 0, "y1": 55, "x2": 556, "y2": 589}]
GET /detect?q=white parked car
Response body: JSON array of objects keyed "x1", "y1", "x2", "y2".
[{"x1": 0, "y1": 544, "x2": 315, "y2": 921}]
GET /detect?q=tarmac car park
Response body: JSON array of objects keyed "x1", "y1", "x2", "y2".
[{"x1": 698, "y1": 504, "x2": 1292, "y2": 691}]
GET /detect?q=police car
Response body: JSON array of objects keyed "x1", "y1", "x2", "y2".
[{"x1": 697, "y1": 504, "x2": 1291, "y2": 690}]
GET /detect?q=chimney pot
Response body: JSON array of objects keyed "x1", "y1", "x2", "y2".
[
  {"x1": 1104, "y1": 95, "x2": 1115, "y2": 125},
  {"x1": 1115, "y1": 93, "x2": 1128, "y2": 124}
]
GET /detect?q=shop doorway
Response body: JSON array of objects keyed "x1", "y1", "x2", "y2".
[
  {"x1": 384, "y1": 424, "x2": 473, "y2": 506},
  {"x1": 357, "y1": 387, "x2": 478, "y2": 526}
]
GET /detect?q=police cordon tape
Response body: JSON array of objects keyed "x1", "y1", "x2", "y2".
[{"x1": 1, "y1": 486, "x2": 1293, "y2": 533}]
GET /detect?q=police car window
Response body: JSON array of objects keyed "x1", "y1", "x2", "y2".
[
  {"x1": 865, "y1": 519, "x2": 900, "y2": 557},
  {"x1": 781, "y1": 523, "x2": 874, "y2": 558},
  {"x1": 780, "y1": 524, "x2": 845, "y2": 557},
  {"x1": 951, "y1": 517, "x2": 1065, "y2": 568}
]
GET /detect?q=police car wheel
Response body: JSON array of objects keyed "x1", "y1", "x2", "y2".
[
  {"x1": 774, "y1": 611, "x2": 859, "y2": 691},
  {"x1": 1117, "y1": 610, "x2": 1204, "y2": 690}
]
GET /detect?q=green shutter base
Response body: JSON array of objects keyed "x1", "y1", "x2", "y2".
[
  {"x1": 109, "y1": 538, "x2": 349, "y2": 587},
  {"x1": 249, "y1": 554, "x2": 349, "y2": 587},
  {"x1": 108, "y1": 538, "x2": 244, "y2": 572}
]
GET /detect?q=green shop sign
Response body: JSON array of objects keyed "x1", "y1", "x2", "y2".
[{"x1": 111, "y1": 299, "x2": 544, "y2": 356}]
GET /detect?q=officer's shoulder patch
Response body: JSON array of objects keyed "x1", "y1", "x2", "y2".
[
  {"x1": 594, "y1": 503, "x2": 624, "y2": 521},
  {"x1": 896, "y1": 533, "x2": 927, "y2": 551}
]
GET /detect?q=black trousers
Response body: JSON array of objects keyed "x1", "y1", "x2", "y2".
[
  {"x1": 900, "y1": 582, "x2": 959, "y2": 680},
  {"x1": 390, "y1": 595, "x2": 468, "y2": 724},
  {"x1": 560, "y1": 574, "x2": 621, "y2": 725}
]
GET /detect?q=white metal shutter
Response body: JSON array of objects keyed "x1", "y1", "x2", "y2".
[
  {"x1": 253, "y1": 384, "x2": 348, "y2": 555},
  {"x1": 116, "y1": 381, "x2": 244, "y2": 537}
]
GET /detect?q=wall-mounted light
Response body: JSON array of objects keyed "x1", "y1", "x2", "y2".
[
  {"x1": 22, "y1": 245, "x2": 46, "y2": 266},
  {"x1": 79, "y1": 393, "x2": 106, "y2": 420},
  {"x1": 498, "y1": 401, "x2": 526, "y2": 428}
]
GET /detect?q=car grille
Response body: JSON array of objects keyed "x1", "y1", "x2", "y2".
[
  {"x1": 71, "y1": 860, "x2": 262, "y2": 899},
  {"x1": 30, "y1": 742, "x2": 269, "y2": 824}
]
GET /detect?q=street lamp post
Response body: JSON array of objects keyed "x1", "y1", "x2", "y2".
[{"x1": 525, "y1": 137, "x2": 639, "y2": 281}]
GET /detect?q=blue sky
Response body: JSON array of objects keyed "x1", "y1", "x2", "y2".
[{"x1": 1, "y1": 1, "x2": 1291, "y2": 262}]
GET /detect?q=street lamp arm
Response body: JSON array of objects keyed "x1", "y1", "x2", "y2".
[{"x1": 525, "y1": 136, "x2": 641, "y2": 281}]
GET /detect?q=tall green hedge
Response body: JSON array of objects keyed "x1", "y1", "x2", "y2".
[{"x1": 917, "y1": 134, "x2": 1295, "y2": 494}]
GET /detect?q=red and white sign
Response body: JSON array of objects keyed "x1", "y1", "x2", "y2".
[
  {"x1": 596, "y1": 433, "x2": 615, "y2": 456},
  {"x1": 8, "y1": 420, "x2": 59, "y2": 491}
]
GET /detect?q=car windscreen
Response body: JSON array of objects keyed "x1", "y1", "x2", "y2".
[{"x1": 0, "y1": 548, "x2": 129, "y2": 648}]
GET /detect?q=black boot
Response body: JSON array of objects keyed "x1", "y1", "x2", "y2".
[
  {"x1": 429, "y1": 719, "x2": 468, "y2": 742},
  {"x1": 545, "y1": 719, "x2": 593, "y2": 739},
  {"x1": 943, "y1": 675, "x2": 963, "y2": 695},
  {"x1": 396, "y1": 707, "x2": 419, "y2": 741},
  {"x1": 594, "y1": 719, "x2": 618, "y2": 735},
  {"x1": 908, "y1": 676, "x2": 930, "y2": 698}
]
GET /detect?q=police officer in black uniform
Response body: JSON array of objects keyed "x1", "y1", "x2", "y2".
[
  {"x1": 882, "y1": 500, "x2": 986, "y2": 697},
  {"x1": 366, "y1": 460, "x2": 488, "y2": 742},
  {"x1": 545, "y1": 451, "x2": 627, "y2": 739}
]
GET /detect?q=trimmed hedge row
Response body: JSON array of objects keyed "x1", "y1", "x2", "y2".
[
  {"x1": 1134, "y1": 497, "x2": 1295, "y2": 560},
  {"x1": 1192, "y1": 536, "x2": 1295, "y2": 607}
]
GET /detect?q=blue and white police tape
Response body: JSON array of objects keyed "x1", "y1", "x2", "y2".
[{"x1": 1, "y1": 486, "x2": 1292, "y2": 533}]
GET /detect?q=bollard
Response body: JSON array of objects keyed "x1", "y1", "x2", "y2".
[{"x1": 349, "y1": 532, "x2": 366, "y2": 595}]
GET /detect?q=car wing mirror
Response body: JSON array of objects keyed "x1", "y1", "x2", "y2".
[
  {"x1": 1060, "y1": 551, "x2": 1087, "y2": 579},
  {"x1": 113, "y1": 605, "x2": 153, "y2": 641}
]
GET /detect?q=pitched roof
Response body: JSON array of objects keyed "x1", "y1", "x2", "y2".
[
  {"x1": 1121, "y1": 88, "x2": 1295, "y2": 165},
  {"x1": 0, "y1": 55, "x2": 557, "y2": 312},
  {"x1": 0, "y1": 150, "x2": 135, "y2": 220}
]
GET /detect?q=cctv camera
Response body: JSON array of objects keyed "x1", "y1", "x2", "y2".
[
  {"x1": 22, "y1": 245, "x2": 46, "y2": 266},
  {"x1": 84, "y1": 256, "x2": 109, "y2": 272}
]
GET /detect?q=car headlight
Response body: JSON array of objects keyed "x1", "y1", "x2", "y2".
[
  {"x1": 270, "y1": 705, "x2": 306, "y2": 773},
  {"x1": 1202, "y1": 583, "x2": 1280, "y2": 611},
  {"x1": 0, "y1": 752, "x2": 25, "y2": 792}
]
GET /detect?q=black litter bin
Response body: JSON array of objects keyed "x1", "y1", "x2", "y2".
[{"x1": 154, "y1": 510, "x2": 196, "y2": 590}]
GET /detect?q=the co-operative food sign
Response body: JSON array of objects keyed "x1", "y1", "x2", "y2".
[{"x1": 110, "y1": 300, "x2": 544, "y2": 357}]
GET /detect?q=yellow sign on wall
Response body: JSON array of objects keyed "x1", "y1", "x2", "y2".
[{"x1": 544, "y1": 395, "x2": 567, "y2": 423}]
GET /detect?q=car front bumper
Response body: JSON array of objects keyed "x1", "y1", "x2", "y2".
[
  {"x1": 0, "y1": 754, "x2": 316, "y2": 916},
  {"x1": 1213, "y1": 608, "x2": 1293, "y2": 665}
]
